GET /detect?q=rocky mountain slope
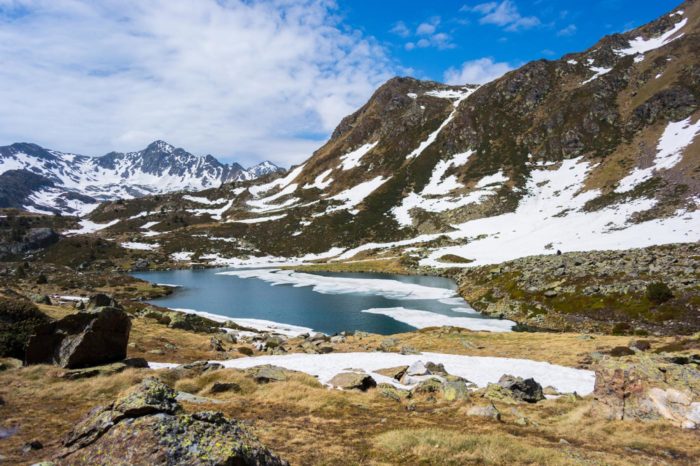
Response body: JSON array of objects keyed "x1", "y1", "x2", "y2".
[
  {"x1": 74, "y1": 1, "x2": 699, "y2": 272},
  {"x1": 0, "y1": 140, "x2": 283, "y2": 215}
]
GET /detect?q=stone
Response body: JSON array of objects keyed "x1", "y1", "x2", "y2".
[
  {"x1": 497, "y1": 375, "x2": 545, "y2": 403},
  {"x1": 412, "y1": 377, "x2": 443, "y2": 395},
  {"x1": 377, "y1": 383, "x2": 411, "y2": 402},
  {"x1": 210, "y1": 337, "x2": 224, "y2": 352},
  {"x1": 31, "y1": 294, "x2": 51, "y2": 305},
  {"x1": 55, "y1": 378, "x2": 287, "y2": 465},
  {"x1": 425, "y1": 362, "x2": 448, "y2": 376},
  {"x1": 248, "y1": 365, "x2": 288, "y2": 384},
  {"x1": 400, "y1": 345, "x2": 421, "y2": 355},
  {"x1": 60, "y1": 362, "x2": 127, "y2": 380},
  {"x1": 544, "y1": 290, "x2": 558, "y2": 298},
  {"x1": 237, "y1": 346, "x2": 254, "y2": 356},
  {"x1": 464, "y1": 403, "x2": 501, "y2": 421},
  {"x1": 179, "y1": 360, "x2": 223, "y2": 372},
  {"x1": 629, "y1": 340, "x2": 652, "y2": 352},
  {"x1": 330, "y1": 335, "x2": 346, "y2": 344},
  {"x1": 22, "y1": 440, "x2": 43, "y2": 453},
  {"x1": 175, "y1": 392, "x2": 223, "y2": 405},
  {"x1": 379, "y1": 338, "x2": 397, "y2": 351},
  {"x1": 328, "y1": 372, "x2": 377, "y2": 391},
  {"x1": 25, "y1": 306, "x2": 131, "y2": 369},
  {"x1": 609, "y1": 346, "x2": 635, "y2": 357},
  {"x1": 592, "y1": 355, "x2": 700, "y2": 428},
  {"x1": 375, "y1": 365, "x2": 408, "y2": 381},
  {"x1": 85, "y1": 294, "x2": 118, "y2": 311},
  {"x1": 209, "y1": 382, "x2": 242, "y2": 394},
  {"x1": 442, "y1": 380, "x2": 470, "y2": 401}
]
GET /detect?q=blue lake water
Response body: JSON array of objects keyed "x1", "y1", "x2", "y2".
[{"x1": 132, "y1": 268, "x2": 508, "y2": 335}]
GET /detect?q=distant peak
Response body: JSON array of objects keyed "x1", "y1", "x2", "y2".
[{"x1": 145, "y1": 140, "x2": 175, "y2": 153}]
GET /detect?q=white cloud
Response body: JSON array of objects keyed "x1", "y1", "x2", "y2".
[
  {"x1": 390, "y1": 21, "x2": 411, "y2": 38},
  {"x1": 466, "y1": 0, "x2": 540, "y2": 32},
  {"x1": 0, "y1": 0, "x2": 394, "y2": 167},
  {"x1": 557, "y1": 24, "x2": 577, "y2": 36},
  {"x1": 403, "y1": 16, "x2": 454, "y2": 51},
  {"x1": 417, "y1": 21, "x2": 438, "y2": 36},
  {"x1": 444, "y1": 58, "x2": 513, "y2": 85}
]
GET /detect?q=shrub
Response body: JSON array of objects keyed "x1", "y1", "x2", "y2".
[
  {"x1": 0, "y1": 296, "x2": 51, "y2": 359},
  {"x1": 611, "y1": 322, "x2": 631, "y2": 336},
  {"x1": 646, "y1": 282, "x2": 673, "y2": 304},
  {"x1": 36, "y1": 274, "x2": 48, "y2": 284}
]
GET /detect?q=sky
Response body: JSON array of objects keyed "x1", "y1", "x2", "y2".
[{"x1": 0, "y1": 0, "x2": 681, "y2": 167}]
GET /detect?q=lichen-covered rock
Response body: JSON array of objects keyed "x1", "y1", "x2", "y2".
[
  {"x1": 54, "y1": 378, "x2": 288, "y2": 465},
  {"x1": 25, "y1": 306, "x2": 131, "y2": 368},
  {"x1": 375, "y1": 365, "x2": 408, "y2": 380},
  {"x1": 592, "y1": 355, "x2": 700, "y2": 428},
  {"x1": 442, "y1": 380, "x2": 470, "y2": 401},
  {"x1": 463, "y1": 403, "x2": 501, "y2": 421},
  {"x1": 328, "y1": 371, "x2": 377, "y2": 391}
]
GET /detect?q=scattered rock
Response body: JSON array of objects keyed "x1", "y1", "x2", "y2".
[
  {"x1": 412, "y1": 378, "x2": 443, "y2": 396},
  {"x1": 375, "y1": 365, "x2": 408, "y2": 381},
  {"x1": 609, "y1": 346, "x2": 636, "y2": 357},
  {"x1": 330, "y1": 335, "x2": 346, "y2": 344},
  {"x1": 497, "y1": 375, "x2": 545, "y2": 403},
  {"x1": 237, "y1": 346, "x2": 254, "y2": 356},
  {"x1": 442, "y1": 380, "x2": 470, "y2": 401},
  {"x1": 22, "y1": 440, "x2": 43, "y2": 453},
  {"x1": 25, "y1": 306, "x2": 131, "y2": 369},
  {"x1": 31, "y1": 294, "x2": 51, "y2": 305},
  {"x1": 179, "y1": 360, "x2": 223, "y2": 372},
  {"x1": 464, "y1": 403, "x2": 501, "y2": 421},
  {"x1": 328, "y1": 372, "x2": 377, "y2": 391},
  {"x1": 175, "y1": 391, "x2": 223, "y2": 405},
  {"x1": 85, "y1": 293, "x2": 118, "y2": 311},
  {"x1": 248, "y1": 365, "x2": 288, "y2": 384},
  {"x1": 629, "y1": 340, "x2": 652, "y2": 352},
  {"x1": 377, "y1": 383, "x2": 411, "y2": 402},
  {"x1": 210, "y1": 337, "x2": 224, "y2": 352},
  {"x1": 55, "y1": 378, "x2": 288, "y2": 465},
  {"x1": 400, "y1": 345, "x2": 421, "y2": 355},
  {"x1": 60, "y1": 362, "x2": 127, "y2": 380},
  {"x1": 379, "y1": 338, "x2": 397, "y2": 351}
]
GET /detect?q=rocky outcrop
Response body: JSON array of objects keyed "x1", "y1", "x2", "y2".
[
  {"x1": 0, "y1": 295, "x2": 51, "y2": 359},
  {"x1": 53, "y1": 377, "x2": 288, "y2": 465},
  {"x1": 0, "y1": 224, "x2": 59, "y2": 259},
  {"x1": 592, "y1": 354, "x2": 700, "y2": 429},
  {"x1": 25, "y1": 300, "x2": 131, "y2": 368}
]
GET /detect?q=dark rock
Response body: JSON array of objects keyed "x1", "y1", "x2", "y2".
[
  {"x1": 56, "y1": 378, "x2": 287, "y2": 465},
  {"x1": 25, "y1": 307, "x2": 131, "y2": 368},
  {"x1": 86, "y1": 294, "x2": 119, "y2": 310},
  {"x1": 497, "y1": 375, "x2": 545, "y2": 403},
  {"x1": 209, "y1": 382, "x2": 242, "y2": 394},
  {"x1": 123, "y1": 357, "x2": 149, "y2": 369},
  {"x1": 609, "y1": 346, "x2": 635, "y2": 357},
  {"x1": 22, "y1": 439, "x2": 43, "y2": 453},
  {"x1": 375, "y1": 365, "x2": 408, "y2": 381},
  {"x1": 328, "y1": 372, "x2": 377, "y2": 391},
  {"x1": 237, "y1": 346, "x2": 254, "y2": 356},
  {"x1": 180, "y1": 360, "x2": 223, "y2": 372},
  {"x1": 210, "y1": 336, "x2": 224, "y2": 352},
  {"x1": 629, "y1": 340, "x2": 651, "y2": 352},
  {"x1": 0, "y1": 296, "x2": 51, "y2": 359}
]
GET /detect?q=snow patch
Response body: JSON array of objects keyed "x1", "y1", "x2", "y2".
[
  {"x1": 339, "y1": 142, "x2": 378, "y2": 171},
  {"x1": 616, "y1": 18, "x2": 687, "y2": 57},
  {"x1": 121, "y1": 241, "x2": 159, "y2": 250}
]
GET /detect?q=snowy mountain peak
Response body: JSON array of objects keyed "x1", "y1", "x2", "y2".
[{"x1": 0, "y1": 141, "x2": 285, "y2": 215}]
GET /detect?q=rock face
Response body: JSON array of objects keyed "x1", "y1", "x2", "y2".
[
  {"x1": 592, "y1": 355, "x2": 700, "y2": 429},
  {"x1": 25, "y1": 305, "x2": 131, "y2": 368},
  {"x1": 53, "y1": 378, "x2": 288, "y2": 465}
]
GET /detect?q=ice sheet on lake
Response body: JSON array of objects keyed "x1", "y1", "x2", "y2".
[
  {"x1": 217, "y1": 268, "x2": 458, "y2": 300},
  {"x1": 171, "y1": 308, "x2": 313, "y2": 337},
  {"x1": 362, "y1": 307, "x2": 514, "y2": 332}
]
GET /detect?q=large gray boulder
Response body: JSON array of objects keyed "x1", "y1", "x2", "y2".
[
  {"x1": 497, "y1": 375, "x2": 545, "y2": 403},
  {"x1": 25, "y1": 306, "x2": 131, "y2": 368},
  {"x1": 52, "y1": 378, "x2": 288, "y2": 465}
]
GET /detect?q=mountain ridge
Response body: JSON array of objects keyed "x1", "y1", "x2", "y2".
[{"x1": 0, "y1": 140, "x2": 284, "y2": 214}]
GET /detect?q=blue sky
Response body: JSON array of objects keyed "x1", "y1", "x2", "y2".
[
  {"x1": 339, "y1": 0, "x2": 680, "y2": 83},
  {"x1": 0, "y1": 0, "x2": 682, "y2": 166}
]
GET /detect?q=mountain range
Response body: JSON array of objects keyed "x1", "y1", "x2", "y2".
[
  {"x1": 0, "y1": 140, "x2": 284, "y2": 215},
  {"x1": 6, "y1": 0, "x2": 700, "y2": 271}
]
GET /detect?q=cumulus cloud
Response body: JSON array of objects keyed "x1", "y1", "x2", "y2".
[
  {"x1": 465, "y1": 0, "x2": 540, "y2": 32},
  {"x1": 0, "y1": 0, "x2": 395, "y2": 167},
  {"x1": 400, "y1": 16, "x2": 454, "y2": 51},
  {"x1": 444, "y1": 58, "x2": 513, "y2": 85},
  {"x1": 390, "y1": 21, "x2": 411, "y2": 38}
]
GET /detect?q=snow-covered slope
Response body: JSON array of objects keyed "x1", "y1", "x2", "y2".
[{"x1": 0, "y1": 140, "x2": 283, "y2": 215}]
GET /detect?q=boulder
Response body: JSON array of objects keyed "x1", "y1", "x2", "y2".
[
  {"x1": 377, "y1": 383, "x2": 411, "y2": 402},
  {"x1": 443, "y1": 381, "x2": 470, "y2": 401},
  {"x1": 0, "y1": 296, "x2": 51, "y2": 359},
  {"x1": 497, "y1": 375, "x2": 545, "y2": 403},
  {"x1": 592, "y1": 355, "x2": 700, "y2": 428},
  {"x1": 25, "y1": 307, "x2": 131, "y2": 369},
  {"x1": 463, "y1": 403, "x2": 501, "y2": 421},
  {"x1": 328, "y1": 372, "x2": 377, "y2": 391},
  {"x1": 248, "y1": 365, "x2": 288, "y2": 384},
  {"x1": 53, "y1": 378, "x2": 288, "y2": 465},
  {"x1": 85, "y1": 294, "x2": 118, "y2": 311}
]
